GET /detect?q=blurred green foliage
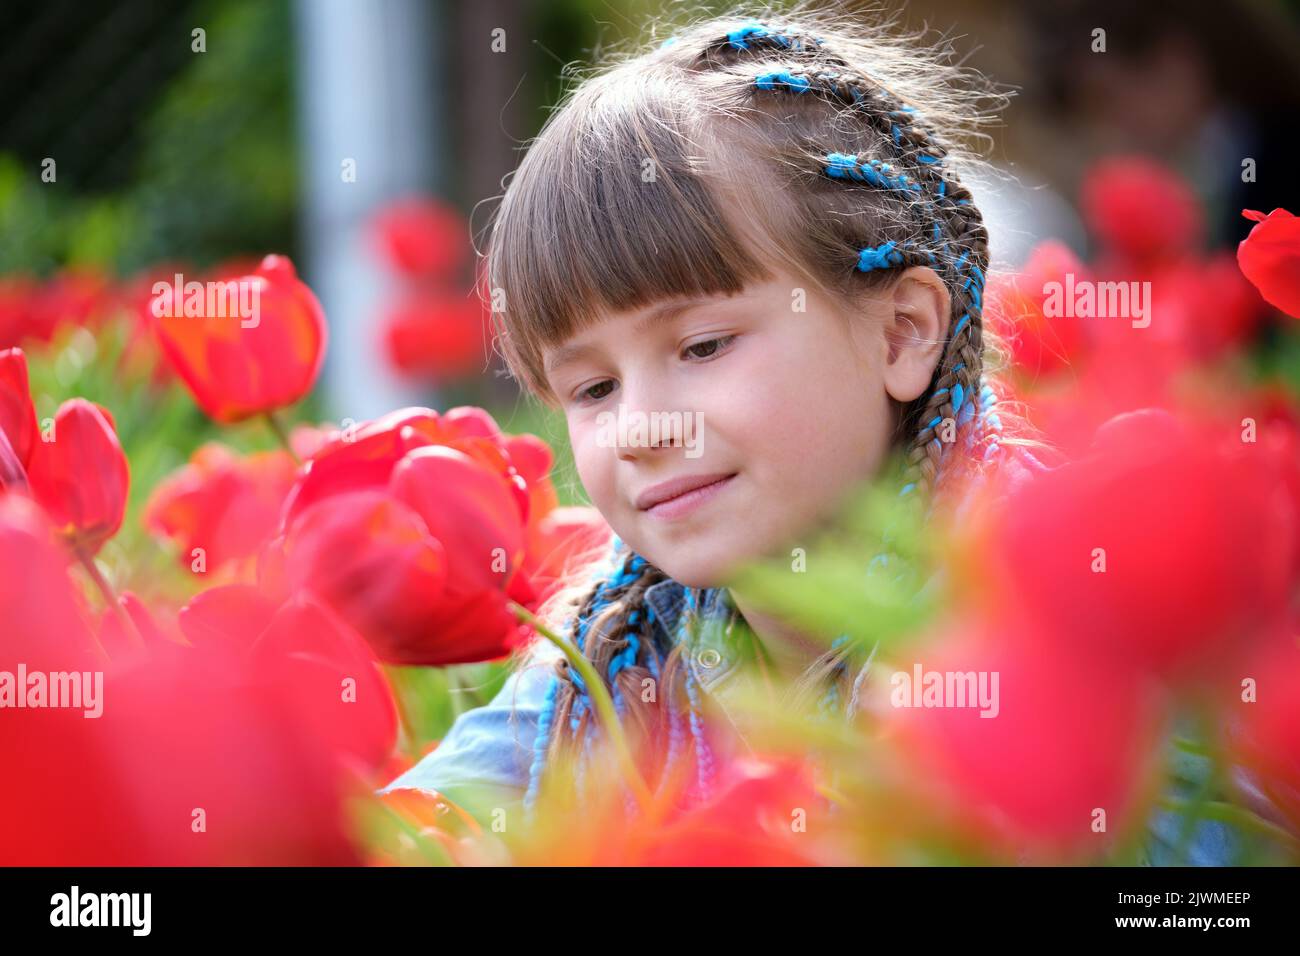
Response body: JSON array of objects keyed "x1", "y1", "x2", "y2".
[{"x1": 0, "y1": 0, "x2": 296, "y2": 277}]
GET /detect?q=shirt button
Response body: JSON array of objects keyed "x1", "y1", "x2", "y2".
[{"x1": 696, "y1": 648, "x2": 722, "y2": 669}]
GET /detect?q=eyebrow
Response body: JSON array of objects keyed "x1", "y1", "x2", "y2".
[{"x1": 542, "y1": 295, "x2": 719, "y2": 377}]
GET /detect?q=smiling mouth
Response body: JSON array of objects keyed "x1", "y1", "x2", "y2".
[{"x1": 641, "y1": 473, "x2": 737, "y2": 520}]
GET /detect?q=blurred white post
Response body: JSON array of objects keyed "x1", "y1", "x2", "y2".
[{"x1": 293, "y1": 0, "x2": 442, "y2": 422}]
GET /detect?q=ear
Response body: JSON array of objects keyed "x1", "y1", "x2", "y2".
[{"x1": 881, "y1": 266, "x2": 951, "y2": 404}]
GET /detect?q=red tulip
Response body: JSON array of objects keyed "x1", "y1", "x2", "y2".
[
  {"x1": 964, "y1": 408, "x2": 1295, "y2": 682},
  {"x1": 1238, "y1": 208, "x2": 1300, "y2": 319},
  {"x1": 1081, "y1": 156, "x2": 1203, "y2": 265},
  {"x1": 277, "y1": 490, "x2": 450, "y2": 661},
  {"x1": 25, "y1": 398, "x2": 129, "y2": 556},
  {"x1": 152, "y1": 255, "x2": 328, "y2": 423},
  {"x1": 97, "y1": 590, "x2": 176, "y2": 657},
  {"x1": 382, "y1": 292, "x2": 489, "y2": 379},
  {"x1": 251, "y1": 593, "x2": 400, "y2": 777},
  {"x1": 280, "y1": 407, "x2": 446, "y2": 523},
  {"x1": 144, "y1": 442, "x2": 299, "y2": 573},
  {"x1": 370, "y1": 197, "x2": 468, "y2": 278},
  {"x1": 179, "y1": 584, "x2": 400, "y2": 776},
  {"x1": 0, "y1": 347, "x2": 37, "y2": 471},
  {"x1": 520, "y1": 506, "x2": 613, "y2": 606},
  {"x1": 0, "y1": 493, "x2": 97, "y2": 667},
  {"x1": 514, "y1": 749, "x2": 834, "y2": 866},
  {"x1": 1225, "y1": 628, "x2": 1300, "y2": 833},
  {"x1": 0, "y1": 276, "x2": 37, "y2": 350},
  {"x1": 0, "y1": 640, "x2": 363, "y2": 865},
  {"x1": 273, "y1": 406, "x2": 575, "y2": 665},
  {"x1": 986, "y1": 241, "x2": 1091, "y2": 380},
  {"x1": 875, "y1": 615, "x2": 1168, "y2": 861},
  {"x1": 1136, "y1": 254, "x2": 1267, "y2": 359}
]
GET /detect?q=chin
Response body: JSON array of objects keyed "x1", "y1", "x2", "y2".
[{"x1": 654, "y1": 543, "x2": 755, "y2": 591}]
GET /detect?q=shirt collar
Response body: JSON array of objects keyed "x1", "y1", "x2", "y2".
[{"x1": 643, "y1": 579, "x2": 744, "y2": 692}]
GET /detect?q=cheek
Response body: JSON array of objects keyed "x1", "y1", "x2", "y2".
[
  {"x1": 741, "y1": 330, "x2": 891, "y2": 498},
  {"x1": 568, "y1": 422, "x2": 617, "y2": 506}
]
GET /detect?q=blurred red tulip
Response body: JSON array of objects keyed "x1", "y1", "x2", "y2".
[
  {"x1": 178, "y1": 583, "x2": 282, "y2": 652},
  {"x1": 0, "y1": 640, "x2": 363, "y2": 865},
  {"x1": 382, "y1": 292, "x2": 489, "y2": 379},
  {"x1": 520, "y1": 506, "x2": 613, "y2": 606},
  {"x1": 251, "y1": 593, "x2": 400, "y2": 777},
  {"x1": 0, "y1": 276, "x2": 37, "y2": 350},
  {"x1": 97, "y1": 591, "x2": 179, "y2": 659},
  {"x1": 986, "y1": 241, "x2": 1091, "y2": 381},
  {"x1": 144, "y1": 442, "x2": 299, "y2": 573},
  {"x1": 152, "y1": 255, "x2": 327, "y2": 423},
  {"x1": 0, "y1": 493, "x2": 97, "y2": 667},
  {"x1": 965, "y1": 408, "x2": 1295, "y2": 682},
  {"x1": 24, "y1": 269, "x2": 115, "y2": 344},
  {"x1": 371, "y1": 197, "x2": 468, "y2": 278},
  {"x1": 1225, "y1": 629, "x2": 1300, "y2": 833},
  {"x1": 25, "y1": 398, "x2": 129, "y2": 556},
  {"x1": 638, "y1": 755, "x2": 833, "y2": 866},
  {"x1": 1081, "y1": 156, "x2": 1203, "y2": 265},
  {"x1": 179, "y1": 584, "x2": 400, "y2": 776},
  {"x1": 1137, "y1": 254, "x2": 1267, "y2": 359},
  {"x1": 0, "y1": 347, "x2": 37, "y2": 471},
  {"x1": 1238, "y1": 208, "x2": 1300, "y2": 319},
  {"x1": 876, "y1": 616, "x2": 1168, "y2": 861}
]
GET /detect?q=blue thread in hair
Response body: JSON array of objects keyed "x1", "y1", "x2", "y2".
[
  {"x1": 756, "y1": 70, "x2": 811, "y2": 93},
  {"x1": 524, "y1": 673, "x2": 561, "y2": 816},
  {"x1": 856, "y1": 241, "x2": 905, "y2": 272},
  {"x1": 956, "y1": 399, "x2": 975, "y2": 427},
  {"x1": 953, "y1": 313, "x2": 971, "y2": 338},
  {"x1": 951, "y1": 382, "x2": 965, "y2": 412},
  {"x1": 726, "y1": 21, "x2": 768, "y2": 49}
]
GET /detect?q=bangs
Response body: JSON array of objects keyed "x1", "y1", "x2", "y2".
[{"x1": 487, "y1": 66, "x2": 778, "y2": 399}]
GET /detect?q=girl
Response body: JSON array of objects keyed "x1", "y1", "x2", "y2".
[{"x1": 382, "y1": 8, "x2": 1243, "y2": 865}]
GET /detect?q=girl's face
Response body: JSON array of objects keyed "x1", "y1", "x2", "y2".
[{"x1": 542, "y1": 266, "x2": 947, "y2": 587}]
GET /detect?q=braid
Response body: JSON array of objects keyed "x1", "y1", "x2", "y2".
[
  {"x1": 694, "y1": 18, "x2": 995, "y2": 504},
  {"x1": 682, "y1": 16, "x2": 1004, "y2": 716},
  {"x1": 524, "y1": 538, "x2": 671, "y2": 815}
]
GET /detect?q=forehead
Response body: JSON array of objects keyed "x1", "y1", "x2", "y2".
[{"x1": 540, "y1": 275, "x2": 809, "y2": 378}]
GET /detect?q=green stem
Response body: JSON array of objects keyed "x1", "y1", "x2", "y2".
[
  {"x1": 75, "y1": 547, "x2": 143, "y2": 654},
  {"x1": 264, "y1": 410, "x2": 301, "y2": 464},
  {"x1": 507, "y1": 601, "x2": 653, "y2": 813}
]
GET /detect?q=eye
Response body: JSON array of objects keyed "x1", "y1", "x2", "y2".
[
  {"x1": 682, "y1": 335, "x2": 736, "y2": 361},
  {"x1": 575, "y1": 379, "x2": 617, "y2": 404}
]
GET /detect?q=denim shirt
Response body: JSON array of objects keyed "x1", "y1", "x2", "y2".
[{"x1": 378, "y1": 574, "x2": 1267, "y2": 865}]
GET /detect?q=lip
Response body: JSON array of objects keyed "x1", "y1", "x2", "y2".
[{"x1": 636, "y1": 472, "x2": 737, "y2": 519}]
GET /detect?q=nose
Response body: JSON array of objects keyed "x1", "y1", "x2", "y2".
[{"x1": 612, "y1": 374, "x2": 691, "y2": 462}]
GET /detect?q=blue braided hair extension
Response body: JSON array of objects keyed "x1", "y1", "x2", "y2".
[
  {"x1": 710, "y1": 18, "x2": 993, "y2": 504},
  {"x1": 522, "y1": 536, "x2": 663, "y2": 818}
]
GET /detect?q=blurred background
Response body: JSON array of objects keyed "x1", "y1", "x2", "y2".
[{"x1": 2, "y1": 0, "x2": 1298, "y2": 537}]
